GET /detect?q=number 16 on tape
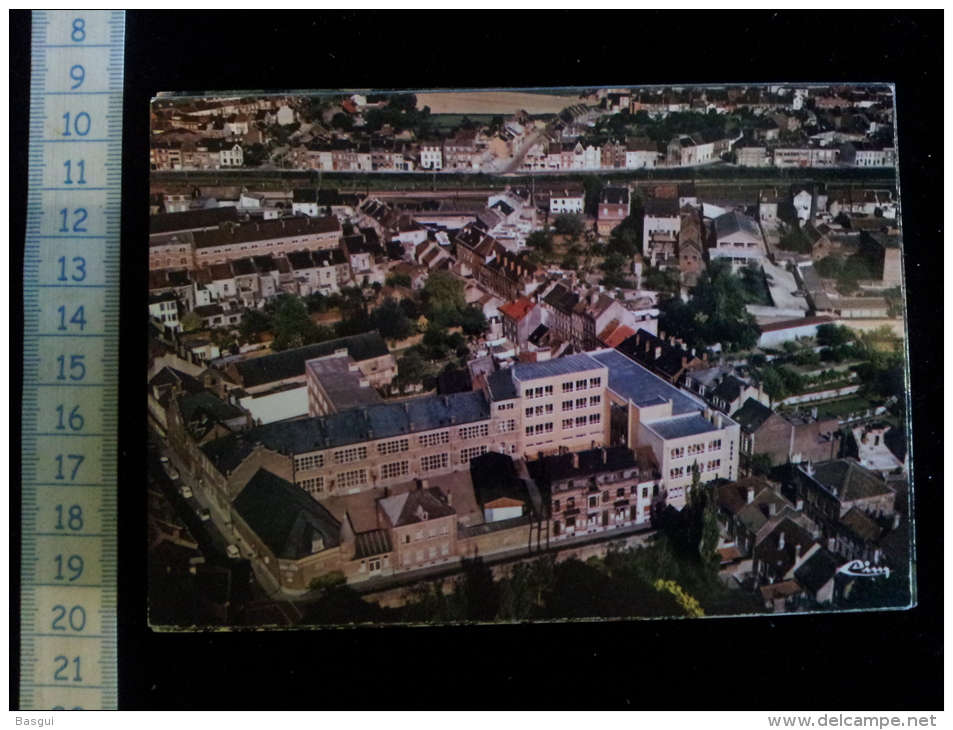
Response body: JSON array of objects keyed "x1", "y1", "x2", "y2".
[{"x1": 22, "y1": 10, "x2": 123, "y2": 711}]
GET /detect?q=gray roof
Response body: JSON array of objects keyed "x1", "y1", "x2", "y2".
[
  {"x1": 149, "y1": 206, "x2": 241, "y2": 235},
  {"x1": 644, "y1": 413, "x2": 721, "y2": 440},
  {"x1": 800, "y1": 458, "x2": 893, "y2": 503},
  {"x1": 233, "y1": 332, "x2": 390, "y2": 388},
  {"x1": 589, "y1": 349, "x2": 703, "y2": 415},
  {"x1": 201, "y1": 390, "x2": 492, "y2": 467},
  {"x1": 178, "y1": 390, "x2": 246, "y2": 424},
  {"x1": 379, "y1": 487, "x2": 456, "y2": 528},
  {"x1": 510, "y1": 352, "x2": 604, "y2": 383},
  {"x1": 794, "y1": 549, "x2": 843, "y2": 594},
  {"x1": 486, "y1": 369, "x2": 518, "y2": 402},
  {"x1": 732, "y1": 397, "x2": 776, "y2": 434},
  {"x1": 354, "y1": 529, "x2": 393, "y2": 560},
  {"x1": 232, "y1": 469, "x2": 340, "y2": 560},
  {"x1": 306, "y1": 357, "x2": 383, "y2": 412},
  {"x1": 713, "y1": 210, "x2": 762, "y2": 242}
]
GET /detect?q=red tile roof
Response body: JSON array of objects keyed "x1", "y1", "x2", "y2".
[
  {"x1": 599, "y1": 321, "x2": 637, "y2": 348},
  {"x1": 498, "y1": 297, "x2": 535, "y2": 322}
]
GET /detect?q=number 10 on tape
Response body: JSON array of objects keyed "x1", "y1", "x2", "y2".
[{"x1": 22, "y1": 10, "x2": 123, "y2": 711}]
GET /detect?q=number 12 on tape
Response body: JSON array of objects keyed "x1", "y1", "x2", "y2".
[{"x1": 22, "y1": 10, "x2": 123, "y2": 711}]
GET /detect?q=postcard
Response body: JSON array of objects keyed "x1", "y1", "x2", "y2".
[{"x1": 146, "y1": 85, "x2": 912, "y2": 627}]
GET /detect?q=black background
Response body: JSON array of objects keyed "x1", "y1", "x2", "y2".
[{"x1": 10, "y1": 10, "x2": 943, "y2": 710}]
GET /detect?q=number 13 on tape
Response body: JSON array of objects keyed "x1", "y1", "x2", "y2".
[{"x1": 22, "y1": 10, "x2": 123, "y2": 711}]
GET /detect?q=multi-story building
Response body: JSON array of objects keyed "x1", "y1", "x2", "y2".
[
  {"x1": 528, "y1": 445, "x2": 661, "y2": 540},
  {"x1": 549, "y1": 191, "x2": 585, "y2": 215},
  {"x1": 642, "y1": 197, "x2": 681, "y2": 254},
  {"x1": 597, "y1": 186, "x2": 630, "y2": 236},
  {"x1": 378, "y1": 483, "x2": 459, "y2": 573},
  {"x1": 192, "y1": 215, "x2": 341, "y2": 268},
  {"x1": 708, "y1": 211, "x2": 765, "y2": 269},
  {"x1": 419, "y1": 143, "x2": 443, "y2": 170}
]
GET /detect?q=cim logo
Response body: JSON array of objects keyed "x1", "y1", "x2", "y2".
[{"x1": 838, "y1": 559, "x2": 891, "y2": 579}]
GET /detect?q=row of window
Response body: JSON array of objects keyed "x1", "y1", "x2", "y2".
[
  {"x1": 526, "y1": 404, "x2": 554, "y2": 418},
  {"x1": 402, "y1": 524, "x2": 451, "y2": 543},
  {"x1": 560, "y1": 414, "x2": 602, "y2": 429},
  {"x1": 401, "y1": 543, "x2": 451, "y2": 565},
  {"x1": 668, "y1": 460, "x2": 721, "y2": 480},
  {"x1": 562, "y1": 377, "x2": 601, "y2": 393},
  {"x1": 459, "y1": 423, "x2": 490, "y2": 440},
  {"x1": 669, "y1": 439, "x2": 723, "y2": 460},
  {"x1": 562, "y1": 396, "x2": 601, "y2": 411},
  {"x1": 296, "y1": 431, "x2": 461, "y2": 471},
  {"x1": 524, "y1": 385, "x2": 555, "y2": 399}
]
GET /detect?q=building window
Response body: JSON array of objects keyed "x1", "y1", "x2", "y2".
[
  {"x1": 562, "y1": 418, "x2": 573, "y2": 429},
  {"x1": 525, "y1": 407, "x2": 534, "y2": 418},
  {"x1": 669, "y1": 467, "x2": 685, "y2": 479},
  {"x1": 562, "y1": 400, "x2": 574, "y2": 411},
  {"x1": 688, "y1": 443, "x2": 704, "y2": 456},
  {"x1": 589, "y1": 377, "x2": 601, "y2": 388},
  {"x1": 589, "y1": 395, "x2": 602, "y2": 407},
  {"x1": 421, "y1": 453, "x2": 449, "y2": 472},
  {"x1": 707, "y1": 459, "x2": 721, "y2": 472},
  {"x1": 334, "y1": 446, "x2": 367, "y2": 464},
  {"x1": 440, "y1": 524, "x2": 449, "y2": 535},
  {"x1": 562, "y1": 382, "x2": 574, "y2": 393},
  {"x1": 553, "y1": 499, "x2": 561, "y2": 513},
  {"x1": 497, "y1": 402, "x2": 514, "y2": 411},
  {"x1": 575, "y1": 416, "x2": 587, "y2": 428},
  {"x1": 617, "y1": 488, "x2": 626, "y2": 499},
  {"x1": 338, "y1": 468, "x2": 368, "y2": 489},
  {"x1": 377, "y1": 438, "x2": 410, "y2": 456},
  {"x1": 709, "y1": 439, "x2": 722, "y2": 451},
  {"x1": 295, "y1": 453, "x2": 325, "y2": 471},
  {"x1": 575, "y1": 398, "x2": 587, "y2": 410},
  {"x1": 544, "y1": 385, "x2": 554, "y2": 396},
  {"x1": 297, "y1": 477, "x2": 325, "y2": 496},
  {"x1": 419, "y1": 431, "x2": 450, "y2": 448},
  {"x1": 459, "y1": 423, "x2": 489, "y2": 440},
  {"x1": 460, "y1": 445, "x2": 488, "y2": 464},
  {"x1": 575, "y1": 380, "x2": 588, "y2": 391},
  {"x1": 499, "y1": 419, "x2": 515, "y2": 433},
  {"x1": 380, "y1": 460, "x2": 410, "y2": 480},
  {"x1": 670, "y1": 447, "x2": 685, "y2": 459}
]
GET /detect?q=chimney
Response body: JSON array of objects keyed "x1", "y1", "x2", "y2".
[
  {"x1": 827, "y1": 537, "x2": 836, "y2": 552},
  {"x1": 893, "y1": 513, "x2": 901, "y2": 529},
  {"x1": 655, "y1": 346, "x2": 662, "y2": 360},
  {"x1": 769, "y1": 503, "x2": 777, "y2": 517},
  {"x1": 796, "y1": 499, "x2": 804, "y2": 511},
  {"x1": 446, "y1": 491, "x2": 453, "y2": 506},
  {"x1": 746, "y1": 486, "x2": 755, "y2": 504},
  {"x1": 572, "y1": 453, "x2": 579, "y2": 469},
  {"x1": 778, "y1": 532, "x2": 785, "y2": 550},
  {"x1": 804, "y1": 461, "x2": 814, "y2": 477},
  {"x1": 601, "y1": 448, "x2": 607, "y2": 463}
]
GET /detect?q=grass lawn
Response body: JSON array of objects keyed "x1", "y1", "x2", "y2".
[{"x1": 813, "y1": 396, "x2": 873, "y2": 420}]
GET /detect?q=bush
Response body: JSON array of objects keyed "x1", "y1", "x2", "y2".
[{"x1": 309, "y1": 571, "x2": 346, "y2": 591}]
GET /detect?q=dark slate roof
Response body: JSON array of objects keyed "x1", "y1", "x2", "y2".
[
  {"x1": 601, "y1": 187, "x2": 630, "y2": 205},
  {"x1": 752, "y1": 517, "x2": 816, "y2": 575},
  {"x1": 178, "y1": 390, "x2": 245, "y2": 424},
  {"x1": 527, "y1": 446, "x2": 639, "y2": 493},
  {"x1": 232, "y1": 469, "x2": 341, "y2": 560},
  {"x1": 192, "y1": 215, "x2": 340, "y2": 249},
  {"x1": 794, "y1": 549, "x2": 843, "y2": 595},
  {"x1": 840, "y1": 506, "x2": 886, "y2": 543},
  {"x1": 716, "y1": 476, "x2": 774, "y2": 516},
  {"x1": 589, "y1": 349, "x2": 703, "y2": 415},
  {"x1": 800, "y1": 458, "x2": 893, "y2": 503},
  {"x1": 354, "y1": 529, "x2": 393, "y2": 560},
  {"x1": 713, "y1": 210, "x2": 762, "y2": 241},
  {"x1": 379, "y1": 487, "x2": 456, "y2": 527},
  {"x1": 436, "y1": 368, "x2": 473, "y2": 396},
  {"x1": 292, "y1": 188, "x2": 318, "y2": 203},
  {"x1": 543, "y1": 282, "x2": 580, "y2": 313},
  {"x1": 711, "y1": 375, "x2": 745, "y2": 404},
  {"x1": 202, "y1": 390, "x2": 492, "y2": 464},
  {"x1": 469, "y1": 452, "x2": 530, "y2": 510},
  {"x1": 528, "y1": 324, "x2": 549, "y2": 346},
  {"x1": 644, "y1": 198, "x2": 680, "y2": 217},
  {"x1": 149, "y1": 207, "x2": 241, "y2": 235},
  {"x1": 510, "y1": 352, "x2": 604, "y2": 383},
  {"x1": 233, "y1": 332, "x2": 389, "y2": 388},
  {"x1": 732, "y1": 397, "x2": 776, "y2": 434},
  {"x1": 486, "y1": 369, "x2": 518, "y2": 402},
  {"x1": 644, "y1": 414, "x2": 720, "y2": 440},
  {"x1": 615, "y1": 329, "x2": 699, "y2": 380}
]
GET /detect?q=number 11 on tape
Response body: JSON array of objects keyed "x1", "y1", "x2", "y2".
[{"x1": 22, "y1": 10, "x2": 123, "y2": 711}]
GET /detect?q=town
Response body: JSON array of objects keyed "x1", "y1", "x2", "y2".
[{"x1": 146, "y1": 86, "x2": 910, "y2": 626}]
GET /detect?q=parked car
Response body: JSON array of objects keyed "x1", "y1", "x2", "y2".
[
  {"x1": 179, "y1": 485, "x2": 193, "y2": 499},
  {"x1": 160, "y1": 456, "x2": 180, "y2": 481},
  {"x1": 225, "y1": 544, "x2": 241, "y2": 559},
  {"x1": 196, "y1": 507, "x2": 211, "y2": 522}
]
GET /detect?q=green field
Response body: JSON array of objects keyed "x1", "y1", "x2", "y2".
[{"x1": 812, "y1": 396, "x2": 873, "y2": 420}]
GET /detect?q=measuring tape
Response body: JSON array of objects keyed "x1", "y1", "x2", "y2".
[{"x1": 21, "y1": 10, "x2": 123, "y2": 711}]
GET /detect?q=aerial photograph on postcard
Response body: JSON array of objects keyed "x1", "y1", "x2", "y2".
[{"x1": 146, "y1": 85, "x2": 912, "y2": 627}]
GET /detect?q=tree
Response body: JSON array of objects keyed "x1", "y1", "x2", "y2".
[
  {"x1": 582, "y1": 174, "x2": 605, "y2": 217},
  {"x1": 396, "y1": 348, "x2": 429, "y2": 390},
  {"x1": 816, "y1": 323, "x2": 853, "y2": 348},
  {"x1": 385, "y1": 273, "x2": 412, "y2": 288},
  {"x1": 330, "y1": 112, "x2": 353, "y2": 131},
  {"x1": 242, "y1": 143, "x2": 269, "y2": 167},
  {"x1": 369, "y1": 297, "x2": 413, "y2": 341},
  {"x1": 778, "y1": 224, "x2": 812, "y2": 254},
  {"x1": 422, "y1": 269, "x2": 465, "y2": 315},
  {"x1": 526, "y1": 228, "x2": 555, "y2": 256},
  {"x1": 238, "y1": 307, "x2": 271, "y2": 340},
  {"x1": 552, "y1": 213, "x2": 586, "y2": 239},
  {"x1": 459, "y1": 306, "x2": 488, "y2": 337},
  {"x1": 269, "y1": 295, "x2": 321, "y2": 351},
  {"x1": 180, "y1": 311, "x2": 203, "y2": 332}
]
